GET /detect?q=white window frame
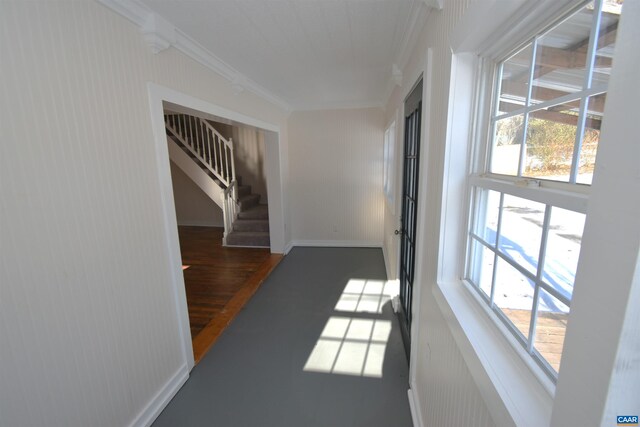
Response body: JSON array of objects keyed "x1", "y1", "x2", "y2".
[
  {"x1": 431, "y1": 0, "x2": 617, "y2": 424},
  {"x1": 465, "y1": 0, "x2": 610, "y2": 382}
]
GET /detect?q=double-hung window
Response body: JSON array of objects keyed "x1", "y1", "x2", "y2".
[{"x1": 465, "y1": 0, "x2": 623, "y2": 380}]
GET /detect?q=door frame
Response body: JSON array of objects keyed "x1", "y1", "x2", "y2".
[
  {"x1": 398, "y1": 79, "x2": 423, "y2": 359},
  {"x1": 395, "y1": 49, "x2": 434, "y2": 388},
  {"x1": 146, "y1": 83, "x2": 285, "y2": 372}
]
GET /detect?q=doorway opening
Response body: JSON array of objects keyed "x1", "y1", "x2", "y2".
[{"x1": 147, "y1": 84, "x2": 286, "y2": 370}]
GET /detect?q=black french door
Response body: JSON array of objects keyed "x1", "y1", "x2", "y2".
[{"x1": 399, "y1": 80, "x2": 422, "y2": 343}]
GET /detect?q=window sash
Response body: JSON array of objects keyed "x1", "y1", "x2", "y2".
[
  {"x1": 485, "y1": 0, "x2": 606, "y2": 184},
  {"x1": 465, "y1": 184, "x2": 580, "y2": 379}
]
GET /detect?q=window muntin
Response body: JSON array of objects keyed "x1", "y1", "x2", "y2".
[
  {"x1": 467, "y1": 0, "x2": 622, "y2": 380},
  {"x1": 466, "y1": 187, "x2": 584, "y2": 378},
  {"x1": 488, "y1": 0, "x2": 621, "y2": 184}
]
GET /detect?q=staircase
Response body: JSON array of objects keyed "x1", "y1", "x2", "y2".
[
  {"x1": 227, "y1": 177, "x2": 270, "y2": 247},
  {"x1": 164, "y1": 113, "x2": 270, "y2": 248}
]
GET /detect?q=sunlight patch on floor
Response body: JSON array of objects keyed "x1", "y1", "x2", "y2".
[
  {"x1": 304, "y1": 316, "x2": 392, "y2": 378},
  {"x1": 334, "y1": 279, "x2": 399, "y2": 314}
]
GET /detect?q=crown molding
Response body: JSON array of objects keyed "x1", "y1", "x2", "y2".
[
  {"x1": 97, "y1": 0, "x2": 148, "y2": 26},
  {"x1": 382, "y1": 0, "x2": 432, "y2": 107},
  {"x1": 292, "y1": 100, "x2": 384, "y2": 112},
  {"x1": 96, "y1": 0, "x2": 291, "y2": 112}
]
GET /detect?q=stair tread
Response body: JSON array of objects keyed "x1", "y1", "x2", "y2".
[
  {"x1": 233, "y1": 217, "x2": 269, "y2": 232},
  {"x1": 228, "y1": 231, "x2": 269, "y2": 236},
  {"x1": 243, "y1": 204, "x2": 268, "y2": 213},
  {"x1": 237, "y1": 205, "x2": 268, "y2": 216},
  {"x1": 226, "y1": 230, "x2": 270, "y2": 248}
]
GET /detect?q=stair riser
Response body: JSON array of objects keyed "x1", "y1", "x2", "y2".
[
  {"x1": 237, "y1": 210, "x2": 269, "y2": 220},
  {"x1": 237, "y1": 186, "x2": 251, "y2": 197},
  {"x1": 238, "y1": 194, "x2": 260, "y2": 211},
  {"x1": 226, "y1": 235, "x2": 270, "y2": 247},
  {"x1": 233, "y1": 220, "x2": 269, "y2": 232}
]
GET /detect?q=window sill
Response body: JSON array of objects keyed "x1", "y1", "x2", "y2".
[{"x1": 433, "y1": 280, "x2": 554, "y2": 427}]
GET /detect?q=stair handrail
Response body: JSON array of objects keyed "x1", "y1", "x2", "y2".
[{"x1": 164, "y1": 114, "x2": 236, "y2": 187}]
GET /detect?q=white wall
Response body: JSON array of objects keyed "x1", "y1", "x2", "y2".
[
  {"x1": 383, "y1": 0, "x2": 497, "y2": 425},
  {"x1": 170, "y1": 162, "x2": 224, "y2": 227},
  {"x1": 288, "y1": 108, "x2": 385, "y2": 246},
  {"x1": 231, "y1": 126, "x2": 269, "y2": 204},
  {"x1": 0, "y1": 2, "x2": 288, "y2": 426}
]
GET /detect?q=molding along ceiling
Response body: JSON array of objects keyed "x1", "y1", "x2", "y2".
[{"x1": 98, "y1": 0, "x2": 435, "y2": 111}]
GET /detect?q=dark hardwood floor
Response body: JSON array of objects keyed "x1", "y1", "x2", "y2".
[{"x1": 177, "y1": 226, "x2": 282, "y2": 363}]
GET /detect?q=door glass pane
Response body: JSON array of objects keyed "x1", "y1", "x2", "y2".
[
  {"x1": 472, "y1": 188, "x2": 501, "y2": 246},
  {"x1": 491, "y1": 115, "x2": 524, "y2": 176},
  {"x1": 577, "y1": 93, "x2": 606, "y2": 184},
  {"x1": 499, "y1": 195, "x2": 545, "y2": 275},
  {"x1": 530, "y1": 3, "x2": 594, "y2": 105},
  {"x1": 524, "y1": 104, "x2": 578, "y2": 182},
  {"x1": 543, "y1": 207, "x2": 585, "y2": 300},
  {"x1": 494, "y1": 257, "x2": 535, "y2": 339},
  {"x1": 534, "y1": 288, "x2": 570, "y2": 374},
  {"x1": 468, "y1": 238, "x2": 495, "y2": 299},
  {"x1": 498, "y1": 44, "x2": 533, "y2": 115}
]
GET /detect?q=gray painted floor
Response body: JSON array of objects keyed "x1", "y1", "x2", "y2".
[{"x1": 154, "y1": 247, "x2": 413, "y2": 427}]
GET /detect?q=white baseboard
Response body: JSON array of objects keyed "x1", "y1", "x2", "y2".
[
  {"x1": 129, "y1": 364, "x2": 189, "y2": 427},
  {"x1": 289, "y1": 240, "x2": 383, "y2": 248},
  {"x1": 283, "y1": 241, "x2": 294, "y2": 254},
  {"x1": 382, "y1": 244, "x2": 394, "y2": 280},
  {"x1": 408, "y1": 387, "x2": 425, "y2": 427}
]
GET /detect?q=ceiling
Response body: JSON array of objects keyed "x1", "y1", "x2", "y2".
[{"x1": 136, "y1": 0, "x2": 431, "y2": 110}]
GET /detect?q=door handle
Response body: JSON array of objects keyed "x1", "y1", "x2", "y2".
[{"x1": 394, "y1": 229, "x2": 402, "y2": 235}]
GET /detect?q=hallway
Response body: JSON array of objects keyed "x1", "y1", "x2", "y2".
[{"x1": 154, "y1": 247, "x2": 412, "y2": 426}]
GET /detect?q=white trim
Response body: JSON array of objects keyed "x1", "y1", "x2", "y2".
[
  {"x1": 153, "y1": 84, "x2": 280, "y2": 134},
  {"x1": 97, "y1": 0, "x2": 291, "y2": 112},
  {"x1": 146, "y1": 82, "x2": 287, "y2": 375},
  {"x1": 289, "y1": 240, "x2": 383, "y2": 249},
  {"x1": 434, "y1": 281, "x2": 553, "y2": 427},
  {"x1": 283, "y1": 241, "x2": 294, "y2": 255},
  {"x1": 291, "y1": 100, "x2": 384, "y2": 112},
  {"x1": 96, "y1": 0, "x2": 149, "y2": 26},
  {"x1": 262, "y1": 130, "x2": 287, "y2": 254},
  {"x1": 408, "y1": 387, "x2": 425, "y2": 427},
  {"x1": 450, "y1": 0, "x2": 579, "y2": 58},
  {"x1": 383, "y1": 2, "x2": 432, "y2": 105},
  {"x1": 128, "y1": 364, "x2": 189, "y2": 427},
  {"x1": 469, "y1": 176, "x2": 589, "y2": 214},
  {"x1": 147, "y1": 86, "x2": 195, "y2": 373},
  {"x1": 382, "y1": 244, "x2": 393, "y2": 280},
  {"x1": 407, "y1": 47, "x2": 433, "y2": 394},
  {"x1": 433, "y1": 47, "x2": 555, "y2": 427}
]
